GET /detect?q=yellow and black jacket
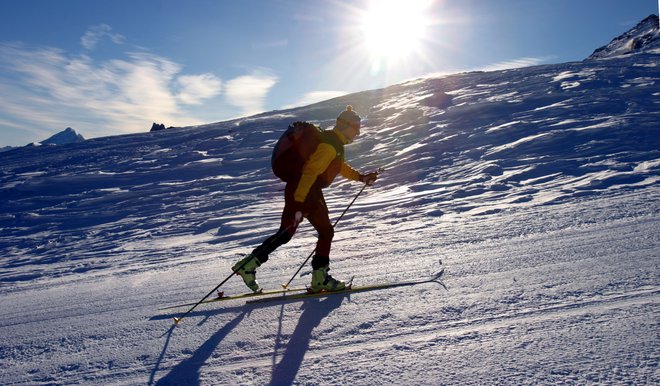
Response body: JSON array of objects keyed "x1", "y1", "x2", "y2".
[{"x1": 294, "y1": 128, "x2": 361, "y2": 203}]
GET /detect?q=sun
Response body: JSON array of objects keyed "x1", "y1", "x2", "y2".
[{"x1": 360, "y1": 0, "x2": 432, "y2": 71}]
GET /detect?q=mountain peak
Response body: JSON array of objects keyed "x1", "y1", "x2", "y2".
[
  {"x1": 39, "y1": 127, "x2": 85, "y2": 146},
  {"x1": 588, "y1": 14, "x2": 659, "y2": 60}
]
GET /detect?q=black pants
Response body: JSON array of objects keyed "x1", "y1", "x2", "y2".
[{"x1": 250, "y1": 180, "x2": 334, "y2": 270}]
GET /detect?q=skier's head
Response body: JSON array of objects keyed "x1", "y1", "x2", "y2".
[{"x1": 335, "y1": 105, "x2": 361, "y2": 142}]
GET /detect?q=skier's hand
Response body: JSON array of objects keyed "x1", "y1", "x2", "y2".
[
  {"x1": 360, "y1": 171, "x2": 379, "y2": 186},
  {"x1": 291, "y1": 200, "x2": 307, "y2": 226},
  {"x1": 294, "y1": 211, "x2": 303, "y2": 226}
]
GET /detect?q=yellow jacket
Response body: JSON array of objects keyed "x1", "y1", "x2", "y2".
[{"x1": 294, "y1": 128, "x2": 361, "y2": 202}]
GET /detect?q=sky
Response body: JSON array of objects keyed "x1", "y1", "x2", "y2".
[{"x1": 0, "y1": 0, "x2": 657, "y2": 147}]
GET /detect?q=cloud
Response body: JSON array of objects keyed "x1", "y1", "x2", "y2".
[
  {"x1": 0, "y1": 42, "x2": 223, "y2": 140},
  {"x1": 176, "y1": 74, "x2": 223, "y2": 105},
  {"x1": 224, "y1": 71, "x2": 279, "y2": 116},
  {"x1": 281, "y1": 90, "x2": 348, "y2": 109},
  {"x1": 81, "y1": 24, "x2": 125, "y2": 50}
]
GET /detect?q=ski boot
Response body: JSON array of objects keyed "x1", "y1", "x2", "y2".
[
  {"x1": 310, "y1": 265, "x2": 346, "y2": 293},
  {"x1": 232, "y1": 254, "x2": 262, "y2": 292}
]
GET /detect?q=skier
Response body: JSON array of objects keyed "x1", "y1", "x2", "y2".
[{"x1": 232, "y1": 106, "x2": 378, "y2": 293}]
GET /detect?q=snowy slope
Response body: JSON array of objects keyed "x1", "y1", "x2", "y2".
[
  {"x1": 588, "y1": 14, "x2": 659, "y2": 59},
  {"x1": 0, "y1": 23, "x2": 659, "y2": 384}
]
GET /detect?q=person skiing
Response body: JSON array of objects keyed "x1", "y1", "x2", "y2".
[{"x1": 232, "y1": 106, "x2": 378, "y2": 293}]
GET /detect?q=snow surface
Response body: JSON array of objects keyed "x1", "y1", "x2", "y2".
[{"x1": 1, "y1": 36, "x2": 659, "y2": 384}]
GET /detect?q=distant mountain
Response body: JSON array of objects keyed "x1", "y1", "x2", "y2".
[
  {"x1": 39, "y1": 127, "x2": 85, "y2": 146},
  {"x1": 588, "y1": 14, "x2": 659, "y2": 59}
]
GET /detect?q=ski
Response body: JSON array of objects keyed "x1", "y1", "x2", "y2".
[
  {"x1": 159, "y1": 286, "x2": 308, "y2": 311},
  {"x1": 246, "y1": 269, "x2": 446, "y2": 305}
]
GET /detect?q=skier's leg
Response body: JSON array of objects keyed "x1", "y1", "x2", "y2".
[
  {"x1": 249, "y1": 181, "x2": 302, "y2": 262},
  {"x1": 306, "y1": 190, "x2": 345, "y2": 292},
  {"x1": 233, "y1": 182, "x2": 299, "y2": 291},
  {"x1": 306, "y1": 206, "x2": 334, "y2": 268}
]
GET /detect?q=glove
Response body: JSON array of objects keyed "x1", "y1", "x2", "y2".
[
  {"x1": 294, "y1": 211, "x2": 303, "y2": 226},
  {"x1": 360, "y1": 171, "x2": 379, "y2": 186},
  {"x1": 291, "y1": 201, "x2": 307, "y2": 226}
]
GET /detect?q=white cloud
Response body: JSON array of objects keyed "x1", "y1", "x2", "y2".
[
  {"x1": 176, "y1": 74, "x2": 223, "y2": 105},
  {"x1": 281, "y1": 90, "x2": 348, "y2": 109},
  {"x1": 81, "y1": 24, "x2": 125, "y2": 50},
  {"x1": 224, "y1": 71, "x2": 279, "y2": 116},
  {"x1": 0, "y1": 42, "x2": 223, "y2": 140}
]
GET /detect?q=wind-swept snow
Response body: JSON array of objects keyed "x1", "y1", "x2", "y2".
[{"x1": 0, "y1": 27, "x2": 658, "y2": 384}]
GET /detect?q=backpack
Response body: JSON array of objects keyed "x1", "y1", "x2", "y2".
[{"x1": 271, "y1": 121, "x2": 323, "y2": 182}]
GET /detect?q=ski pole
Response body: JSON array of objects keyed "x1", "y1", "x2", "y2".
[
  {"x1": 173, "y1": 268, "x2": 237, "y2": 325},
  {"x1": 281, "y1": 179, "x2": 371, "y2": 289},
  {"x1": 173, "y1": 222, "x2": 295, "y2": 325}
]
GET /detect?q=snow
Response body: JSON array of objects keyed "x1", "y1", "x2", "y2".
[{"x1": 1, "y1": 25, "x2": 659, "y2": 384}]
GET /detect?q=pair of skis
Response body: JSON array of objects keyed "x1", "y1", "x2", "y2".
[
  {"x1": 166, "y1": 175, "x2": 448, "y2": 325},
  {"x1": 248, "y1": 269, "x2": 446, "y2": 304},
  {"x1": 161, "y1": 268, "x2": 446, "y2": 312}
]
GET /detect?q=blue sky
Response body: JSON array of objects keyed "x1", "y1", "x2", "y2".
[{"x1": 0, "y1": 0, "x2": 657, "y2": 146}]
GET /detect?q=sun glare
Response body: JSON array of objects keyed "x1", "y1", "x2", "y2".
[{"x1": 361, "y1": 0, "x2": 431, "y2": 72}]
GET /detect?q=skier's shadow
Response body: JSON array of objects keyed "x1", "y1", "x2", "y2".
[
  {"x1": 153, "y1": 311, "x2": 247, "y2": 386},
  {"x1": 269, "y1": 294, "x2": 346, "y2": 386}
]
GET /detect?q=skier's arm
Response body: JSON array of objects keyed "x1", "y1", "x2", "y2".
[
  {"x1": 340, "y1": 162, "x2": 361, "y2": 182},
  {"x1": 294, "y1": 143, "x2": 336, "y2": 202}
]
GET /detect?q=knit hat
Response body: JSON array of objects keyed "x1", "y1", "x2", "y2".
[{"x1": 335, "y1": 105, "x2": 361, "y2": 131}]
